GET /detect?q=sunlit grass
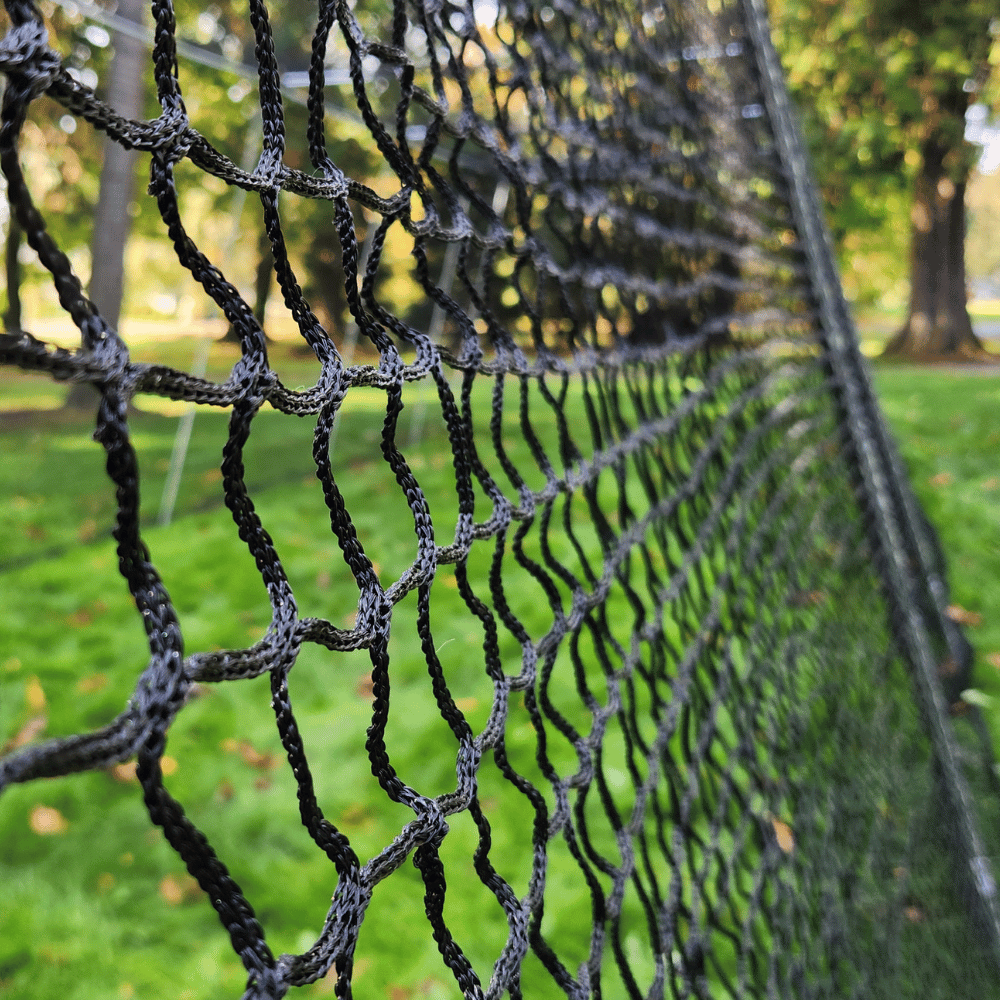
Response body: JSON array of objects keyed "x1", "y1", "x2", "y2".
[
  {"x1": 0, "y1": 347, "x2": 996, "y2": 997},
  {"x1": 871, "y1": 363, "x2": 1000, "y2": 739}
]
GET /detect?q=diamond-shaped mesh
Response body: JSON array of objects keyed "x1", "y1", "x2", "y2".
[{"x1": 1, "y1": 0, "x2": 998, "y2": 997}]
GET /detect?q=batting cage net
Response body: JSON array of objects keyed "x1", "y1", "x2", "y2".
[{"x1": 1, "y1": 0, "x2": 999, "y2": 997}]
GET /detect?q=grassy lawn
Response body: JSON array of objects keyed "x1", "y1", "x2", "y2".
[
  {"x1": 0, "y1": 339, "x2": 996, "y2": 997},
  {"x1": 870, "y1": 362, "x2": 1000, "y2": 738},
  {"x1": 0, "y1": 349, "x2": 621, "y2": 998}
]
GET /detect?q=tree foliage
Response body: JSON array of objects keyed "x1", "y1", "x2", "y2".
[
  {"x1": 11, "y1": 1, "x2": 997, "y2": 351},
  {"x1": 771, "y1": 0, "x2": 1000, "y2": 318},
  {"x1": 4, "y1": 1, "x2": 381, "y2": 334}
]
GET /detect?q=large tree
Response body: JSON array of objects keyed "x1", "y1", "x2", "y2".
[
  {"x1": 65, "y1": 0, "x2": 146, "y2": 407},
  {"x1": 772, "y1": 0, "x2": 1000, "y2": 360},
  {"x1": 88, "y1": 0, "x2": 146, "y2": 332}
]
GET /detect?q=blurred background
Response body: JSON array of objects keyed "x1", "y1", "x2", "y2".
[
  {"x1": 1, "y1": 3, "x2": 1000, "y2": 997},
  {"x1": 0, "y1": 1, "x2": 997, "y2": 364}
]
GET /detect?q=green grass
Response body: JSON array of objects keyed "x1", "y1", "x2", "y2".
[
  {"x1": 0, "y1": 367, "x2": 447, "y2": 996},
  {"x1": 870, "y1": 363, "x2": 1000, "y2": 736},
  {"x1": 0, "y1": 356, "x2": 611, "y2": 998},
  {"x1": 0, "y1": 345, "x2": 998, "y2": 997}
]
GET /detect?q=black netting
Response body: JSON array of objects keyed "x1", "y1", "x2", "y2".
[{"x1": 1, "y1": 0, "x2": 999, "y2": 997}]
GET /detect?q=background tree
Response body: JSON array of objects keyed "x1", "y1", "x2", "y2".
[
  {"x1": 3, "y1": 0, "x2": 437, "y2": 359},
  {"x1": 1, "y1": 4, "x2": 111, "y2": 338},
  {"x1": 3, "y1": 216, "x2": 21, "y2": 333},
  {"x1": 771, "y1": 0, "x2": 1000, "y2": 360},
  {"x1": 88, "y1": 0, "x2": 145, "y2": 332},
  {"x1": 65, "y1": 0, "x2": 146, "y2": 407}
]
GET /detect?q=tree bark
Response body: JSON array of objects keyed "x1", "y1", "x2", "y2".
[
  {"x1": 4, "y1": 215, "x2": 22, "y2": 333},
  {"x1": 66, "y1": 0, "x2": 146, "y2": 407},
  {"x1": 883, "y1": 138, "x2": 991, "y2": 361},
  {"x1": 252, "y1": 224, "x2": 273, "y2": 328},
  {"x1": 223, "y1": 224, "x2": 273, "y2": 342}
]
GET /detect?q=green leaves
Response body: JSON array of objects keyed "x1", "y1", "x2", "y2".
[{"x1": 771, "y1": 0, "x2": 999, "y2": 306}]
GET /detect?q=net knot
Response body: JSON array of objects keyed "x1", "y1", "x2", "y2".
[
  {"x1": 241, "y1": 964, "x2": 286, "y2": 1000},
  {"x1": 0, "y1": 20, "x2": 62, "y2": 102},
  {"x1": 148, "y1": 109, "x2": 194, "y2": 165}
]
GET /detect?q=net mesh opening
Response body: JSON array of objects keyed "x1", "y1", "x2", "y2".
[{"x1": 1, "y1": 0, "x2": 998, "y2": 997}]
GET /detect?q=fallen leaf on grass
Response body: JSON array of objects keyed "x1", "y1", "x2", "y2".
[
  {"x1": 77, "y1": 518, "x2": 98, "y2": 542},
  {"x1": 76, "y1": 673, "x2": 108, "y2": 693},
  {"x1": 239, "y1": 744, "x2": 275, "y2": 771},
  {"x1": 221, "y1": 738, "x2": 277, "y2": 771},
  {"x1": 184, "y1": 682, "x2": 208, "y2": 702},
  {"x1": 984, "y1": 477, "x2": 999, "y2": 491},
  {"x1": 30, "y1": 804, "x2": 68, "y2": 835},
  {"x1": 339, "y1": 803, "x2": 374, "y2": 828},
  {"x1": 312, "y1": 974, "x2": 336, "y2": 996},
  {"x1": 770, "y1": 816, "x2": 795, "y2": 854},
  {"x1": 313, "y1": 958, "x2": 372, "y2": 996},
  {"x1": 987, "y1": 653, "x2": 1000, "y2": 671},
  {"x1": 66, "y1": 601, "x2": 107, "y2": 628},
  {"x1": 939, "y1": 657, "x2": 960, "y2": 677},
  {"x1": 356, "y1": 674, "x2": 375, "y2": 700},
  {"x1": 904, "y1": 905, "x2": 925, "y2": 923},
  {"x1": 947, "y1": 605, "x2": 983, "y2": 626},
  {"x1": 109, "y1": 763, "x2": 138, "y2": 783},
  {"x1": 25, "y1": 676, "x2": 45, "y2": 712},
  {"x1": 929, "y1": 472, "x2": 954, "y2": 487},
  {"x1": 1, "y1": 714, "x2": 46, "y2": 753},
  {"x1": 158, "y1": 873, "x2": 203, "y2": 906},
  {"x1": 38, "y1": 943, "x2": 71, "y2": 965},
  {"x1": 789, "y1": 590, "x2": 825, "y2": 607}
]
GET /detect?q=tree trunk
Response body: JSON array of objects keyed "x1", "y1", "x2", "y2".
[
  {"x1": 4, "y1": 215, "x2": 22, "y2": 333},
  {"x1": 883, "y1": 138, "x2": 990, "y2": 361},
  {"x1": 66, "y1": 0, "x2": 146, "y2": 407},
  {"x1": 223, "y1": 224, "x2": 273, "y2": 342},
  {"x1": 252, "y1": 224, "x2": 273, "y2": 328}
]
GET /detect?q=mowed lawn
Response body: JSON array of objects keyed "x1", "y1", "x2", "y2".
[
  {"x1": 0, "y1": 341, "x2": 618, "y2": 999},
  {"x1": 870, "y1": 363, "x2": 1000, "y2": 731},
  {"x1": 0, "y1": 338, "x2": 997, "y2": 997}
]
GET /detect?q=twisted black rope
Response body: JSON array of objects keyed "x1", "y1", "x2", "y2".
[{"x1": 1, "y1": 0, "x2": 996, "y2": 997}]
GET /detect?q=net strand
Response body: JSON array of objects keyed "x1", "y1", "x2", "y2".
[{"x1": 1, "y1": 0, "x2": 998, "y2": 997}]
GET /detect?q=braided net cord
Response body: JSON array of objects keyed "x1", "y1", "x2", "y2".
[{"x1": 1, "y1": 0, "x2": 998, "y2": 997}]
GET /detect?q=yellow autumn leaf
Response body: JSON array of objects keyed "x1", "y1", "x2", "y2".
[
  {"x1": 771, "y1": 816, "x2": 795, "y2": 853},
  {"x1": 25, "y1": 676, "x2": 45, "y2": 712},
  {"x1": 30, "y1": 804, "x2": 68, "y2": 835}
]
